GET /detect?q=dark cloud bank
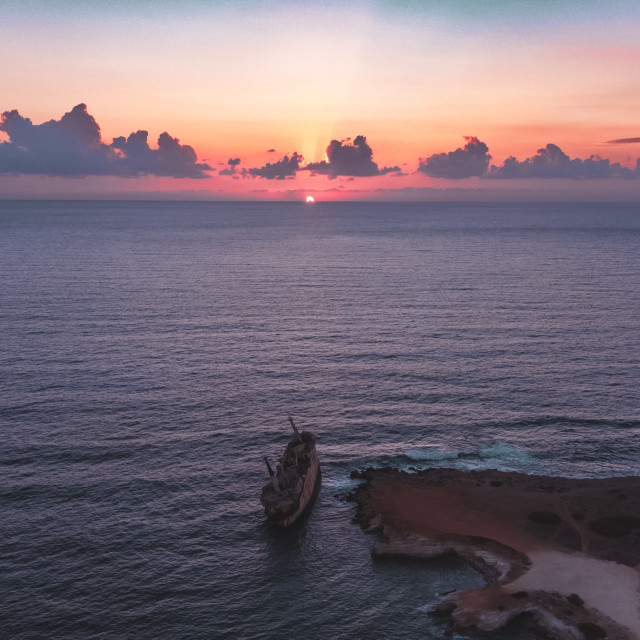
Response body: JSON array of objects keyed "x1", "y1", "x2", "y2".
[
  {"x1": 607, "y1": 137, "x2": 640, "y2": 145},
  {"x1": 246, "y1": 135, "x2": 639, "y2": 184},
  {"x1": 418, "y1": 136, "x2": 492, "y2": 179},
  {"x1": 420, "y1": 137, "x2": 640, "y2": 180},
  {"x1": 304, "y1": 135, "x2": 399, "y2": 178},
  {"x1": 0, "y1": 104, "x2": 212, "y2": 178},
  {"x1": 488, "y1": 143, "x2": 637, "y2": 179},
  {"x1": 248, "y1": 152, "x2": 303, "y2": 180},
  {"x1": 3, "y1": 104, "x2": 638, "y2": 185},
  {"x1": 245, "y1": 135, "x2": 400, "y2": 180}
]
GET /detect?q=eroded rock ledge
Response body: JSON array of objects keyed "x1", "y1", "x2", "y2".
[{"x1": 348, "y1": 467, "x2": 640, "y2": 640}]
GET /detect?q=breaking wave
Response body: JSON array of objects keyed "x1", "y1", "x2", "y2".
[{"x1": 347, "y1": 441, "x2": 535, "y2": 475}]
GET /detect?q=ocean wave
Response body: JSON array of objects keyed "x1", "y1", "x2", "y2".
[
  {"x1": 349, "y1": 441, "x2": 535, "y2": 475},
  {"x1": 321, "y1": 475, "x2": 363, "y2": 492},
  {"x1": 477, "y1": 442, "x2": 533, "y2": 466}
]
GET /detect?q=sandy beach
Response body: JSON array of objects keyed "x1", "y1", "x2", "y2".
[
  {"x1": 350, "y1": 468, "x2": 640, "y2": 639},
  {"x1": 508, "y1": 551, "x2": 640, "y2": 634}
]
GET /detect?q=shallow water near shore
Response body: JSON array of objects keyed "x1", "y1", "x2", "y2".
[{"x1": 1, "y1": 200, "x2": 639, "y2": 639}]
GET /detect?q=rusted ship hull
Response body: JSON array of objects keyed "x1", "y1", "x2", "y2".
[
  {"x1": 273, "y1": 452, "x2": 321, "y2": 527},
  {"x1": 261, "y1": 418, "x2": 322, "y2": 527}
]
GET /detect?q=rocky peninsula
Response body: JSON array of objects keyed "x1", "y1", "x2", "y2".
[{"x1": 349, "y1": 467, "x2": 640, "y2": 640}]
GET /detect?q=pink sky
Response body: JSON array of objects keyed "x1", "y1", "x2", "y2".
[{"x1": 2, "y1": 0, "x2": 640, "y2": 201}]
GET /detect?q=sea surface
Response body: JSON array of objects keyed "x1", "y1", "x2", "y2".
[{"x1": 1, "y1": 200, "x2": 639, "y2": 639}]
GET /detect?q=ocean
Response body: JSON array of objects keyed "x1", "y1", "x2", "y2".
[{"x1": 1, "y1": 200, "x2": 639, "y2": 639}]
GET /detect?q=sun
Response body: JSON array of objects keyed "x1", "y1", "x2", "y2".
[{"x1": 305, "y1": 195, "x2": 315, "y2": 204}]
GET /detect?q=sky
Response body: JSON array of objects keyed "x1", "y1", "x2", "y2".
[{"x1": 1, "y1": 0, "x2": 640, "y2": 201}]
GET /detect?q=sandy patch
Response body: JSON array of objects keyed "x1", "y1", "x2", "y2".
[
  {"x1": 350, "y1": 468, "x2": 640, "y2": 637},
  {"x1": 508, "y1": 550, "x2": 640, "y2": 639}
]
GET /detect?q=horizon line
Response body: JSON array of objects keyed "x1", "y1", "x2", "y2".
[{"x1": 2, "y1": 197, "x2": 640, "y2": 205}]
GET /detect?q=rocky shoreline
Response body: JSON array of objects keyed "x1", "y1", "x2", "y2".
[{"x1": 348, "y1": 467, "x2": 640, "y2": 640}]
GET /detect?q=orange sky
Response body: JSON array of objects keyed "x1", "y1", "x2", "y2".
[{"x1": 1, "y1": 0, "x2": 640, "y2": 200}]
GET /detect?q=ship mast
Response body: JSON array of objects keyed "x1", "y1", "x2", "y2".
[
  {"x1": 288, "y1": 416, "x2": 302, "y2": 442},
  {"x1": 264, "y1": 456, "x2": 280, "y2": 493}
]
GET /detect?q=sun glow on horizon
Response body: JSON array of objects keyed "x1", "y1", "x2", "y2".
[{"x1": 3, "y1": 1, "x2": 640, "y2": 201}]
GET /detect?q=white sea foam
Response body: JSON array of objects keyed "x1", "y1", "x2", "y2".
[
  {"x1": 322, "y1": 476, "x2": 362, "y2": 491},
  {"x1": 477, "y1": 442, "x2": 533, "y2": 468},
  {"x1": 345, "y1": 441, "x2": 534, "y2": 480},
  {"x1": 415, "y1": 600, "x2": 440, "y2": 613}
]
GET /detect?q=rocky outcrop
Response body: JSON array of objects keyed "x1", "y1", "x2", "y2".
[{"x1": 348, "y1": 468, "x2": 640, "y2": 639}]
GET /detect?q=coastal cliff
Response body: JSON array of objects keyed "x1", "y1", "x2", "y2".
[{"x1": 349, "y1": 468, "x2": 640, "y2": 639}]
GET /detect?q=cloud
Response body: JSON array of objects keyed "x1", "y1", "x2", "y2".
[
  {"x1": 304, "y1": 135, "x2": 399, "y2": 178},
  {"x1": 418, "y1": 136, "x2": 491, "y2": 179},
  {"x1": 219, "y1": 157, "x2": 242, "y2": 176},
  {"x1": 606, "y1": 137, "x2": 640, "y2": 144},
  {"x1": 488, "y1": 143, "x2": 636, "y2": 179},
  {"x1": 0, "y1": 104, "x2": 212, "y2": 178},
  {"x1": 247, "y1": 152, "x2": 303, "y2": 180}
]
